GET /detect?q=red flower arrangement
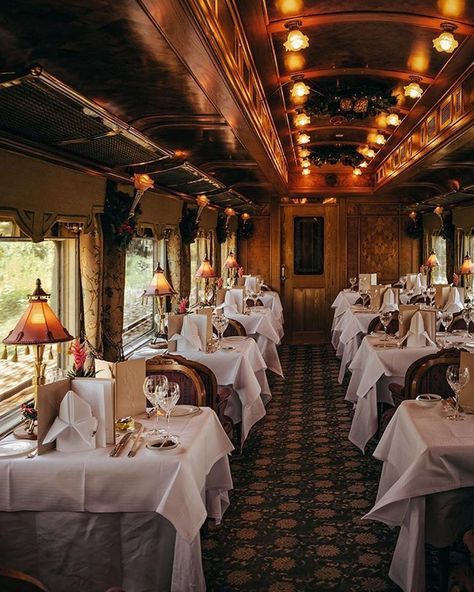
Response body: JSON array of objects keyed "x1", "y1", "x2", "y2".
[{"x1": 68, "y1": 339, "x2": 96, "y2": 378}]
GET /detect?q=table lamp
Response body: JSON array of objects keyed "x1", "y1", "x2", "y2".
[
  {"x1": 223, "y1": 251, "x2": 240, "y2": 287},
  {"x1": 142, "y1": 263, "x2": 176, "y2": 338},
  {"x1": 195, "y1": 256, "x2": 216, "y2": 305},
  {"x1": 425, "y1": 250, "x2": 439, "y2": 287},
  {"x1": 3, "y1": 278, "x2": 73, "y2": 439},
  {"x1": 460, "y1": 253, "x2": 474, "y2": 299}
]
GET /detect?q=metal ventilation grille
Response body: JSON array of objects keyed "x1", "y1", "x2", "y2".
[
  {"x1": 0, "y1": 68, "x2": 173, "y2": 168},
  {"x1": 153, "y1": 163, "x2": 224, "y2": 195}
]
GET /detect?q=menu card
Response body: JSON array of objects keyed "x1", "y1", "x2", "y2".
[
  {"x1": 195, "y1": 307, "x2": 213, "y2": 351},
  {"x1": 435, "y1": 285, "x2": 450, "y2": 308},
  {"x1": 368, "y1": 284, "x2": 390, "y2": 310},
  {"x1": 359, "y1": 273, "x2": 377, "y2": 292},
  {"x1": 460, "y1": 351, "x2": 474, "y2": 412}
]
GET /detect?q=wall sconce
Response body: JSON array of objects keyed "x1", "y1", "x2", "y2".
[
  {"x1": 283, "y1": 21, "x2": 309, "y2": 52},
  {"x1": 409, "y1": 210, "x2": 418, "y2": 221},
  {"x1": 195, "y1": 194, "x2": 209, "y2": 223},
  {"x1": 129, "y1": 173, "x2": 154, "y2": 218},
  {"x1": 241, "y1": 212, "x2": 251, "y2": 225},
  {"x1": 434, "y1": 205, "x2": 444, "y2": 218},
  {"x1": 224, "y1": 207, "x2": 236, "y2": 229},
  {"x1": 433, "y1": 22, "x2": 459, "y2": 53}
]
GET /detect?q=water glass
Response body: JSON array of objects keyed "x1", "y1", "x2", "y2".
[
  {"x1": 379, "y1": 310, "x2": 393, "y2": 344},
  {"x1": 462, "y1": 307, "x2": 471, "y2": 336},
  {"x1": 143, "y1": 375, "x2": 168, "y2": 435},
  {"x1": 446, "y1": 365, "x2": 470, "y2": 421},
  {"x1": 157, "y1": 382, "x2": 180, "y2": 437}
]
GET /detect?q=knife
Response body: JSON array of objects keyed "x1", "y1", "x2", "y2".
[
  {"x1": 128, "y1": 425, "x2": 145, "y2": 457},
  {"x1": 110, "y1": 431, "x2": 133, "y2": 457}
]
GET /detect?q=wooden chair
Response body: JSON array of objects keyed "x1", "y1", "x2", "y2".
[
  {"x1": 145, "y1": 356, "x2": 206, "y2": 406},
  {"x1": 166, "y1": 354, "x2": 236, "y2": 443},
  {"x1": 367, "y1": 312, "x2": 399, "y2": 335},
  {"x1": 0, "y1": 568, "x2": 49, "y2": 592},
  {"x1": 380, "y1": 348, "x2": 461, "y2": 435},
  {"x1": 410, "y1": 294, "x2": 428, "y2": 305}
]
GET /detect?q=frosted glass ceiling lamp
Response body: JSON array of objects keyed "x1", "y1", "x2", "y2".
[
  {"x1": 386, "y1": 112, "x2": 401, "y2": 127},
  {"x1": 295, "y1": 110, "x2": 311, "y2": 127},
  {"x1": 283, "y1": 21, "x2": 309, "y2": 52},
  {"x1": 300, "y1": 159, "x2": 311, "y2": 168},
  {"x1": 352, "y1": 167, "x2": 362, "y2": 176},
  {"x1": 375, "y1": 133, "x2": 386, "y2": 146},
  {"x1": 290, "y1": 76, "x2": 310, "y2": 99},
  {"x1": 404, "y1": 76, "x2": 424, "y2": 99},
  {"x1": 297, "y1": 132, "x2": 311, "y2": 145},
  {"x1": 301, "y1": 168, "x2": 311, "y2": 176},
  {"x1": 433, "y1": 23, "x2": 459, "y2": 53}
]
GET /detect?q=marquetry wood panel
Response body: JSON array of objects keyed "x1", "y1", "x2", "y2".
[{"x1": 359, "y1": 215, "x2": 400, "y2": 281}]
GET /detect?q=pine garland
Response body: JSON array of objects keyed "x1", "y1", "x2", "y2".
[{"x1": 309, "y1": 146, "x2": 365, "y2": 168}]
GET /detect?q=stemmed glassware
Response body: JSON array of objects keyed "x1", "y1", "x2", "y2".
[
  {"x1": 427, "y1": 286, "x2": 437, "y2": 307},
  {"x1": 360, "y1": 289, "x2": 369, "y2": 309},
  {"x1": 143, "y1": 375, "x2": 168, "y2": 435},
  {"x1": 379, "y1": 310, "x2": 393, "y2": 344},
  {"x1": 349, "y1": 276, "x2": 357, "y2": 291},
  {"x1": 156, "y1": 382, "x2": 181, "y2": 438},
  {"x1": 212, "y1": 312, "x2": 229, "y2": 349},
  {"x1": 462, "y1": 306, "x2": 472, "y2": 337},
  {"x1": 446, "y1": 365, "x2": 470, "y2": 421}
]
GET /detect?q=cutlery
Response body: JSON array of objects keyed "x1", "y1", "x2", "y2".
[
  {"x1": 26, "y1": 448, "x2": 38, "y2": 459},
  {"x1": 128, "y1": 425, "x2": 144, "y2": 457},
  {"x1": 110, "y1": 431, "x2": 133, "y2": 457}
]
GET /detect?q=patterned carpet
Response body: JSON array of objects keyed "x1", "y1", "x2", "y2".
[{"x1": 202, "y1": 345, "x2": 404, "y2": 591}]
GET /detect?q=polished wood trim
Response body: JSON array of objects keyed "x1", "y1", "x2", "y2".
[
  {"x1": 200, "y1": 160, "x2": 259, "y2": 172},
  {"x1": 267, "y1": 11, "x2": 474, "y2": 35},
  {"x1": 280, "y1": 67, "x2": 435, "y2": 85}
]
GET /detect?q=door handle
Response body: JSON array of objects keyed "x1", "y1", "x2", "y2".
[{"x1": 281, "y1": 264, "x2": 287, "y2": 282}]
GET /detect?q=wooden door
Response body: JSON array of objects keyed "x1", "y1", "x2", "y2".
[{"x1": 280, "y1": 204, "x2": 340, "y2": 343}]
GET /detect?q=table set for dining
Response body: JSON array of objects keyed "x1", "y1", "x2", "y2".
[{"x1": 0, "y1": 276, "x2": 284, "y2": 592}]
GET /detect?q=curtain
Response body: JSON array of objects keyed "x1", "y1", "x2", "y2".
[
  {"x1": 166, "y1": 230, "x2": 181, "y2": 307},
  {"x1": 455, "y1": 229, "x2": 465, "y2": 274},
  {"x1": 180, "y1": 242, "x2": 191, "y2": 301},
  {"x1": 79, "y1": 215, "x2": 103, "y2": 360}
]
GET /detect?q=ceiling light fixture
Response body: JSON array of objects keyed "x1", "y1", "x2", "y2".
[
  {"x1": 375, "y1": 133, "x2": 386, "y2": 145},
  {"x1": 433, "y1": 22, "x2": 459, "y2": 53},
  {"x1": 298, "y1": 148, "x2": 310, "y2": 158},
  {"x1": 295, "y1": 110, "x2": 311, "y2": 127},
  {"x1": 359, "y1": 161, "x2": 368, "y2": 168},
  {"x1": 283, "y1": 20, "x2": 309, "y2": 52},
  {"x1": 297, "y1": 132, "x2": 311, "y2": 145},
  {"x1": 404, "y1": 76, "x2": 424, "y2": 99},
  {"x1": 386, "y1": 112, "x2": 401, "y2": 127},
  {"x1": 352, "y1": 167, "x2": 362, "y2": 176},
  {"x1": 290, "y1": 76, "x2": 311, "y2": 99},
  {"x1": 365, "y1": 148, "x2": 376, "y2": 159},
  {"x1": 301, "y1": 159, "x2": 311, "y2": 168},
  {"x1": 302, "y1": 168, "x2": 311, "y2": 176}
]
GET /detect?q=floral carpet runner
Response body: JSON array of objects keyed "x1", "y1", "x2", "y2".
[{"x1": 202, "y1": 345, "x2": 416, "y2": 591}]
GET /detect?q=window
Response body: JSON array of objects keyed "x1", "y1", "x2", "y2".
[
  {"x1": 0, "y1": 238, "x2": 78, "y2": 431},
  {"x1": 122, "y1": 238, "x2": 162, "y2": 348},
  {"x1": 294, "y1": 217, "x2": 324, "y2": 275},
  {"x1": 430, "y1": 233, "x2": 448, "y2": 284}
]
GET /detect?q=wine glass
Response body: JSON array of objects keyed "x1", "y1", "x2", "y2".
[
  {"x1": 360, "y1": 289, "x2": 369, "y2": 309},
  {"x1": 156, "y1": 382, "x2": 181, "y2": 438},
  {"x1": 143, "y1": 375, "x2": 168, "y2": 435},
  {"x1": 427, "y1": 286, "x2": 437, "y2": 308},
  {"x1": 212, "y1": 313, "x2": 224, "y2": 348},
  {"x1": 349, "y1": 276, "x2": 357, "y2": 291},
  {"x1": 446, "y1": 365, "x2": 470, "y2": 421},
  {"x1": 440, "y1": 311, "x2": 453, "y2": 333},
  {"x1": 379, "y1": 310, "x2": 393, "y2": 344},
  {"x1": 469, "y1": 308, "x2": 474, "y2": 341},
  {"x1": 462, "y1": 307, "x2": 471, "y2": 337}
]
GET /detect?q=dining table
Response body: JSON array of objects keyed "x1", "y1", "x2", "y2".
[
  {"x1": 225, "y1": 307, "x2": 284, "y2": 376},
  {"x1": 131, "y1": 335, "x2": 271, "y2": 444},
  {"x1": 259, "y1": 290, "x2": 284, "y2": 325},
  {"x1": 333, "y1": 305, "x2": 379, "y2": 383},
  {"x1": 0, "y1": 407, "x2": 233, "y2": 592},
  {"x1": 331, "y1": 289, "x2": 361, "y2": 336},
  {"x1": 364, "y1": 400, "x2": 474, "y2": 592},
  {"x1": 345, "y1": 334, "x2": 438, "y2": 452}
]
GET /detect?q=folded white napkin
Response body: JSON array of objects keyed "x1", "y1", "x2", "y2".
[
  {"x1": 406, "y1": 274, "x2": 422, "y2": 294},
  {"x1": 444, "y1": 287, "x2": 464, "y2": 314},
  {"x1": 380, "y1": 288, "x2": 398, "y2": 312},
  {"x1": 43, "y1": 390, "x2": 97, "y2": 452},
  {"x1": 400, "y1": 312, "x2": 435, "y2": 348},
  {"x1": 169, "y1": 315, "x2": 203, "y2": 351},
  {"x1": 225, "y1": 289, "x2": 244, "y2": 314},
  {"x1": 245, "y1": 276, "x2": 258, "y2": 292}
]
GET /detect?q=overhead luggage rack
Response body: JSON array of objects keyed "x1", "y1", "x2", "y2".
[{"x1": 0, "y1": 65, "x2": 174, "y2": 168}]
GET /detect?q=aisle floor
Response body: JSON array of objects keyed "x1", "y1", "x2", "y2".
[{"x1": 202, "y1": 344, "x2": 402, "y2": 591}]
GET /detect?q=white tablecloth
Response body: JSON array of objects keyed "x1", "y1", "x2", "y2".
[
  {"x1": 226, "y1": 308, "x2": 283, "y2": 376},
  {"x1": 260, "y1": 291, "x2": 284, "y2": 324},
  {"x1": 345, "y1": 336, "x2": 437, "y2": 451},
  {"x1": 364, "y1": 401, "x2": 474, "y2": 592},
  {"x1": 331, "y1": 290, "x2": 360, "y2": 334},
  {"x1": 132, "y1": 337, "x2": 271, "y2": 443},
  {"x1": 0, "y1": 408, "x2": 233, "y2": 592},
  {"x1": 334, "y1": 307, "x2": 379, "y2": 383}
]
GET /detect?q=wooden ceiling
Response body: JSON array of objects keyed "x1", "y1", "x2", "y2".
[
  {"x1": 238, "y1": 0, "x2": 474, "y2": 196},
  {"x1": 0, "y1": 0, "x2": 472, "y2": 206}
]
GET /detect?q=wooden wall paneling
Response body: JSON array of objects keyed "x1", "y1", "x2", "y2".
[{"x1": 359, "y1": 214, "x2": 400, "y2": 282}]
